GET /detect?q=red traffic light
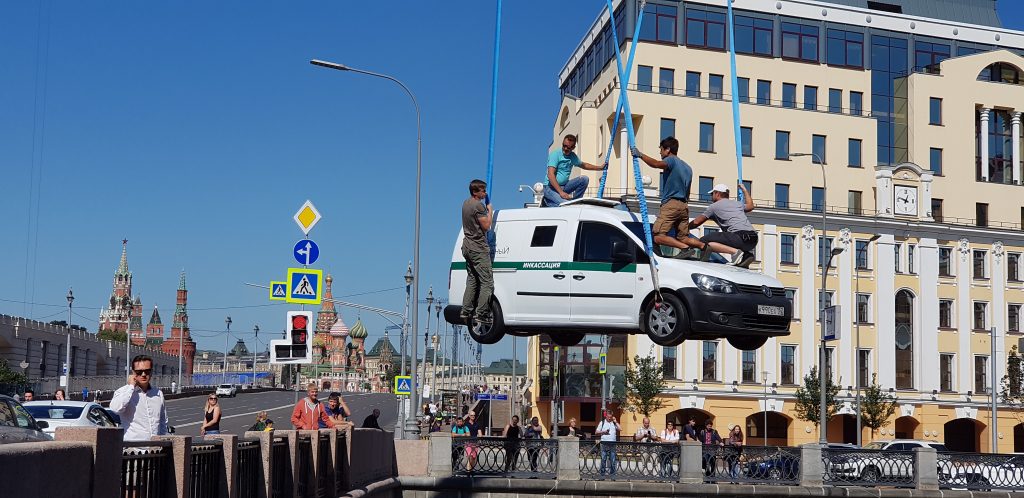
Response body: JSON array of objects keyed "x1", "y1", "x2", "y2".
[{"x1": 291, "y1": 315, "x2": 308, "y2": 329}]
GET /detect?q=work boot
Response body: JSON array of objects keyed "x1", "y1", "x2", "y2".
[
  {"x1": 699, "y1": 245, "x2": 713, "y2": 262},
  {"x1": 673, "y1": 248, "x2": 696, "y2": 260}
]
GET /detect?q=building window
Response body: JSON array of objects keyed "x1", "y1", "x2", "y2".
[
  {"x1": 939, "y1": 247, "x2": 952, "y2": 276},
  {"x1": 741, "y1": 127, "x2": 753, "y2": 156},
  {"x1": 785, "y1": 289, "x2": 797, "y2": 310},
  {"x1": 1009, "y1": 253, "x2": 1021, "y2": 281},
  {"x1": 775, "y1": 131, "x2": 791, "y2": 160},
  {"x1": 812, "y1": 135, "x2": 827, "y2": 163},
  {"x1": 756, "y1": 80, "x2": 771, "y2": 105},
  {"x1": 940, "y1": 354, "x2": 954, "y2": 392},
  {"x1": 637, "y1": 65, "x2": 653, "y2": 92},
  {"x1": 974, "y1": 301, "x2": 988, "y2": 330},
  {"x1": 640, "y1": 3, "x2": 678, "y2": 43},
  {"x1": 825, "y1": 347, "x2": 835, "y2": 381},
  {"x1": 857, "y1": 349, "x2": 871, "y2": 388},
  {"x1": 856, "y1": 240, "x2": 869, "y2": 269},
  {"x1": 659, "y1": 68, "x2": 675, "y2": 95},
  {"x1": 781, "y1": 345, "x2": 796, "y2": 385},
  {"x1": 709, "y1": 74, "x2": 724, "y2": 99},
  {"x1": 661, "y1": 118, "x2": 676, "y2": 140},
  {"x1": 848, "y1": 190, "x2": 863, "y2": 215},
  {"x1": 782, "y1": 83, "x2": 796, "y2": 108},
  {"x1": 781, "y1": 22, "x2": 819, "y2": 62},
  {"x1": 804, "y1": 86, "x2": 818, "y2": 111},
  {"x1": 699, "y1": 176, "x2": 714, "y2": 202},
  {"x1": 894, "y1": 244, "x2": 902, "y2": 273},
  {"x1": 702, "y1": 341, "x2": 719, "y2": 381},
  {"x1": 826, "y1": 29, "x2": 864, "y2": 68},
  {"x1": 828, "y1": 88, "x2": 842, "y2": 113},
  {"x1": 817, "y1": 237, "x2": 836, "y2": 268},
  {"x1": 686, "y1": 9, "x2": 726, "y2": 50},
  {"x1": 931, "y1": 199, "x2": 944, "y2": 222},
  {"x1": 976, "y1": 203, "x2": 988, "y2": 227},
  {"x1": 856, "y1": 293, "x2": 871, "y2": 324},
  {"x1": 775, "y1": 183, "x2": 790, "y2": 209},
  {"x1": 780, "y1": 233, "x2": 796, "y2": 263},
  {"x1": 873, "y1": 35, "x2": 909, "y2": 165},
  {"x1": 929, "y1": 97, "x2": 943, "y2": 125},
  {"x1": 850, "y1": 91, "x2": 863, "y2": 116},
  {"x1": 974, "y1": 250, "x2": 987, "y2": 279},
  {"x1": 975, "y1": 355, "x2": 989, "y2": 393},
  {"x1": 663, "y1": 346, "x2": 677, "y2": 379},
  {"x1": 895, "y1": 290, "x2": 914, "y2": 389},
  {"x1": 929, "y1": 148, "x2": 943, "y2": 175},
  {"x1": 812, "y1": 186, "x2": 825, "y2": 213},
  {"x1": 737, "y1": 77, "x2": 750, "y2": 103},
  {"x1": 915, "y1": 41, "x2": 950, "y2": 73},
  {"x1": 908, "y1": 245, "x2": 916, "y2": 274},
  {"x1": 699, "y1": 122, "x2": 715, "y2": 152},
  {"x1": 939, "y1": 300, "x2": 953, "y2": 328},
  {"x1": 818, "y1": 290, "x2": 835, "y2": 316},
  {"x1": 1009, "y1": 304, "x2": 1021, "y2": 333},
  {"x1": 742, "y1": 350, "x2": 756, "y2": 383},
  {"x1": 686, "y1": 71, "x2": 701, "y2": 97},
  {"x1": 734, "y1": 15, "x2": 773, "y2": 56},
  {"x1": 849, "y1": 139, "x2": 862, "y2": 167},
  {"x1": 742, "y1": 180, "x2": 753, "y2": 198}
]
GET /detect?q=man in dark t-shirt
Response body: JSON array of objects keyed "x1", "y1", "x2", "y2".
[{"x1": 461, "y1": 179, "x2": 495, "y2": 326}]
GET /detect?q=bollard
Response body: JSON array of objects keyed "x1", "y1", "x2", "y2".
[
  {"x1": 244, "y1": 430, "x2": 273, "y2": 498},
  {"x1": 556, "y1": 436, "x2": 581, "y2": 480},
  {"x1": 55, "y1": 426, "x2": 125, "y2": 498},
  {"x1": 799, "y1": 443, "x2": 824, "y2": 487},
  {"x1": 679, "y1": 440, "x2": 704, "y2": 483},
  {"x1": 209, "y1": 434, "x2": 238, "y2": 498},
  {"x1": 914, "y1": 446, "x2": 939, "y2": 490},
  {"x1": 427, "y1": 431, "x2": 453, "y2": 477}
]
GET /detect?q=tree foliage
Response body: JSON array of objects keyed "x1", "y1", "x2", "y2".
[
  {"x1": 793, "y1": 366, "x2": 841, "y2": 426},
  {"x1": 1002, "y1": 345, "x2": 1024, "y2": 405},
  {"x1": 623, "y1": 353, "x2": 667, "y2": 417},
  {"x1": 0, "y1": 357, "x2": 29, "y2": 385},
  {"x1": 860, "y1": 373, "x2": 899, "y2": 437},
  {"x1": 97, "y1": 329, "x2": 127, "y2": 343}
]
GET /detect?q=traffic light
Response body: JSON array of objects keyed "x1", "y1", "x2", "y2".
[{"x1": 270, "y1": 311, "x2": 313, "y2": 364}]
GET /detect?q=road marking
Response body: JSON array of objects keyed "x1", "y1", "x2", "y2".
[{"x1": 174, "y1": 401, "x2": 301, "y2": 428}]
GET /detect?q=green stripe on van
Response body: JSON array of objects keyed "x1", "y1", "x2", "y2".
[{"x1": 450, "y1": 261, "x2": 637, "y2": 273}]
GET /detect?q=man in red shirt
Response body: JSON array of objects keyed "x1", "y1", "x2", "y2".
[{"x1": 291, "y1": 382, "x2": 334, "y2": 430}]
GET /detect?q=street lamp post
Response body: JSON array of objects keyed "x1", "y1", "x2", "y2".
[
  {"x1": 434, "y1": 302, "x2": 443, "y2": 399},
  {"x1": 424, "y1": 287, "x2": 434, "y2": 411},
  {"x1": 311, "y1": 59, "x2": 423, "y2": 438},
  {"x1": 125, "y1": 305, "x2": 132, "y2": 379},
  {"x1": 65, "y1": 289, "x2": 74, "y2": 392},
  {"x1": 253, "y1": 325, "x2": 260, "y2": 387},
  {"x1": 763, "y1": 370, "x2": 770, "y2": 446},
  {"x1": 223, "y1": 317, "x2": 232, "y2": 385},
  {"x1": 791, "y1": 151, "x2": 842, "y2": 445},
  {"x1": 855, "y1": 234, "x2": 881, "y2": 446}
]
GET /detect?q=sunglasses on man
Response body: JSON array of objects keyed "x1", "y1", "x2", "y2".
[{"x1": 134, "y1": 369, "x2": 152, "y2": 376}]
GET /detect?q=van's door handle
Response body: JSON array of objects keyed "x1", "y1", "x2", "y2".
[
  {"x1": 553, "y1": 273, "x2": 566, "y2": 280},
  {"x1": 573, "y1": 274, "x2": 586, "y2": 281}
]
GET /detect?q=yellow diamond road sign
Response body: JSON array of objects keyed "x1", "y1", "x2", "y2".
[{"x1": 293, "y1": 200, "x2": 321, "y2": 235}]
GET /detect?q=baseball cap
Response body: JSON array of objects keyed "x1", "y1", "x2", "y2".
[{"x1": 707, "y1": 183, "x2": 730, "y2": 194}]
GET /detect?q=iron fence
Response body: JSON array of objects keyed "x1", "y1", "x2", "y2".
[
  {"x1": 334, "y1": 431, "x2": 349, "y2": 493},
  {"x1": 297, "y1": 435, "x2": 312, "y2": 498},
  {"x1": 271, "y1": 437, "x2": 292, "y2": 498},
  {"x1": 190, "y1": 440, "x2": 223, "y2": 498},
  {"x1": 702, "y1": 445, "x2": 800, "y2": 485},
  {"x1": 122, "y1": 443, "x2": 170, "y2": 498},
  {"x1": 236, "y1": 439, "x2": 262, "y2": 498},
  {"x1": 938, "y1": 452, "x2": 1024, "y2": 491},
  {"x1": 579, "y1": 440, "x2": 679, "y2": 481},
  {"x1": 451, "y1": 437, "x2": 557, "y2": 478},
  {"x1": 316, "y1": 433, "x2": 332, "y2": 498},
  {"x1": 822, "y1": 447, "x2": 915, "y2": 486}
]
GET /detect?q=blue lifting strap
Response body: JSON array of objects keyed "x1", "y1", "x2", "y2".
[
  {"x1": 484, "y1": 0, "x2": 502, "y2": 206},
  {"x1": 726, "y1": 0, "x2": 745, "y2": 202},
  {"x1": 596, "y1": 5, "x2": 644, "y2": 200}
]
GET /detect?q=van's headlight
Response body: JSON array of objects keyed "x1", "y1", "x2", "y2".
[{"x1": 691, "y1": 274, "x2": 737, "y2": 294}]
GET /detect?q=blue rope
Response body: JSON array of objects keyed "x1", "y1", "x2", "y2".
[
  {"x1": 596, "y1": 5, "x2": 644, "y2": 200},
  {"x1": 484, "y1": 0, "x2": 502, "y2": 205},
  {"x1": 726, "y1": 0, "x2": 745, "y2": 202}
]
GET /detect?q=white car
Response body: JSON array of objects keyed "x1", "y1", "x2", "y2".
[
  {"x1": 22, "y1": 401, "x2": 119, "y2": 435},
  {"x1": 216, "y1": 384, "x2": 237, "y2": 397},
  {"x1": 445, "y1": 199, "x2": 793, "y2": 349},
  {"x1": 826, "y1": 439, "x2": 948, "y2": 483}
]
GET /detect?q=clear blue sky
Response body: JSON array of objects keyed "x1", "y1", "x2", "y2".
[{"x1": 2, "y1": 1, "x2": 1024, "y2": 366}]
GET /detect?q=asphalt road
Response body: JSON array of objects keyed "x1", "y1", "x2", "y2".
[{"x1": 165, "y1": 390, "x2": 398, "y2": 436}]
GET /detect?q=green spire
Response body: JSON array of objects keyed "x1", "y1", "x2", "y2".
[
  {"x1": 178, "y1": 270, "x2": 187, "y2": 290},
  {"x1": 115, "y1": 239, "x2": 130, "y2": 276}
]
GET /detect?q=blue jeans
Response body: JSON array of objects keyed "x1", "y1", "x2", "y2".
[
  {"x1": 599, "y1": 441, "x2": 617, "y2": 476},
  {"x1": 543, "y1": 176, "x2": 589, "y2": 206}
]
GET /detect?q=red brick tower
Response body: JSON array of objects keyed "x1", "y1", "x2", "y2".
[
  {"x1": 160, "y1": 271, "x2": 196, "y2": 381},
  {"x1": 98, "y1": 240, "x2": 134, "y2": 333},
  {"x1": 146, "y1": 305, "x2": 165, "y2": 348},
  {"x1": 314, "y1": 275, "x2": 338, "y2": 364},
  {"x1": 129, "y1": 295, "x2": 145, "y2": 346}
]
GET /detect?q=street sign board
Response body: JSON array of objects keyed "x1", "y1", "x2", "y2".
[
  {"x1": 293, "y1": 239, "x2": 320, "y2": 266},
  {"x1": 286, "y1": 268, "x2": 323, "y2": 305},
  {"x1": 269, "y1": 281, "x2": 287, "y2": 301},
  {"x1": 475, "y1": 394, "x2": 509, "y2": 401},
  {"x1": 394, "y1": 375, "x2": 412, "y2": 396},
  {"x1": 293, "y1": 200, "x2": 322, "y2": 235},
  {"x1": 823, "y1": 305, "x2": 840, "y2": 341},
  {"x1": 599, "y1": 352, "x2": 607, "y2": 374}
]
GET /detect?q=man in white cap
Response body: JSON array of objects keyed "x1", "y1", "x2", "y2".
[{"x1": 688, "y1": 183, "x2": 757, "y2": 268}]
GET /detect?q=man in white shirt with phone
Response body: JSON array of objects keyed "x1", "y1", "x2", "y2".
[{"x1": 595, "y1": 410, "x2": 621, "y2": 477}]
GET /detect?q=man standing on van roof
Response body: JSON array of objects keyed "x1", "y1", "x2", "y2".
[
  {"x1": 688, "y1": 183, "x2": 758, "y2": 268},
  {"x1": 461, "y1": 179, "x2": 494, "y2": 326},
  {"x1": 543, "y1": 134, "x2": 606, "y2": 207},
  {"x1": 631, "y1": 138, "x2": 704, "y2": 258}
]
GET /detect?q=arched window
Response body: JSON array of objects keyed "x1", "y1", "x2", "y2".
[
  {"x1": 895, "y1": 290, "x2": 914, "y2": 389},
  {"x1": 977, "y1": 62, "x2": 1023, "y2": 85}
]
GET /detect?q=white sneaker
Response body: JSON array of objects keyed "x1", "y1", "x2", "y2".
[{"x1": 729, "y1": 251, "x2": 744, "y2": 265}]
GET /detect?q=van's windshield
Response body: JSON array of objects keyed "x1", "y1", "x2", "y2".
[{"x1": 623, "y1": 222, "x2": 654, "y2": 245}]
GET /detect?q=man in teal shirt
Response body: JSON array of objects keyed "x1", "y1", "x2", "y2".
[{"x1": 543, "y1": 134, "x2": 606, "y2": 206}]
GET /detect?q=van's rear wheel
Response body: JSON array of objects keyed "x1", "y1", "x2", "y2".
[
  {"x1": 727, "y1": 336, "x2": 768, "y2": 351},
  {"x1": 551, "y1": 332, "x2": 585, "y2": 347},
  {"x1": 643, "y1": 293, "x2": 687, "y2": 346},
  {"x1": 467, "y1": 301, "x2": 506, "y2": 345}
]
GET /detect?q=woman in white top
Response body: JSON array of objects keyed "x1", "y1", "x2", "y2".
[
  {"x1": 661, "y1": 420, "x2": 680, "y2": 442},
  {"x1": 659, "y1": 421, "x2": 681, "y2": 477}
]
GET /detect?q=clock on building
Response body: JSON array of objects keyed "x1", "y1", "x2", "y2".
[{"x1": 894, "y1": 185, "x2": 918, "y2": 216}]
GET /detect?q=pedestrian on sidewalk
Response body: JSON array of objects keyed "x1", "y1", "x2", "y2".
[
  {"x1": 110, "y1": 354, "x2": 168, "y2": 441},
  {"x1": 290, "y1": 382, "x2": 334, "y2": 430},
  {"x1": 323, "y1": 392, "x2": 351, "y2": 429},
  {"x1": 502, "y1": 415, "x2": 522, "y2": 472},
  {"x1": 524, "y1": 416, "x2": 544, "y2": 472},
  {"x1": 200, "y1": 393, "x2": 221, "y2": 436},
  {"x1": 595, "y1": 410, "x2": 621, "y2": 478},
  {"x1": 54, "y1": 389, "x2": 65, "y2": 401},
  {"x1": 249, "y1": 411, "x2": 269, "y2": 431}
]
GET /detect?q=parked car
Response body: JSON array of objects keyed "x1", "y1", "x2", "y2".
[
  {"x1": 23, "y1": 401, "x2": 119, "y2": 435},
  {"x1": 445, "y1": 199, "x2": 793, "y2": 348},
  {"x1": 940, "y1": 454, "x2": 1024, "y2": 490},
  {"x1": 104, "y1": 408, "x2": 122, "y2": 427},
  {"x1": 826, "y1": 439, "x2": 947, "y2": 483},
  {"x1": 0, "y1": 394, "x2": 52, "y2": 443},
  {"x1": 216, "y1": 384, "x2": 237, "y2": 397}
]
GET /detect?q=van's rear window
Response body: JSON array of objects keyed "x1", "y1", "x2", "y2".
[{"x1": 530, "y1": 226, "x2": 558, "y2": 247}]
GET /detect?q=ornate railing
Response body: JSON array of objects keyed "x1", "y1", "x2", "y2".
[
  {"x1": 122, "y1": 443, "x2": 170, "y2": 498},
  {"x1": 822, "y1": 447, "x2": 915, "y2": 486},
  {"x1": 296, "y1": 435, "x2": 312, "y2": 497},
  {"x1": 236, "y1": 439, "x2": 262, "y2": 498},
  {"x1": 190, "y1": 440, "x2": 223, "y2": 498},
  {"x1": 316, "y1": 433, "x2": 332, "y2": 498},
  {"x1": 938, "y1": 452, "x2": 1024, "y2": 491},
  {"x1": 703, "y1": 445, "x2": 800, "y2": 485},
  {"x1": 451, "y1": 437, "x2": 557, "y2": 478},
  {"x1": 334, "y1": 431, "x2": 349, "y2": 493},
  {"x1": 579, "y1": 440, "x2": 680, "y2": 481},
  {"x1": 271, "y1": 437, "x2": 292, "y2": 498}
]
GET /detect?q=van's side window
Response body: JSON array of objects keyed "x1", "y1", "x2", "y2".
[
  {"x1": 530, "y1": 226, "x2": 558, "y2": 247},
  {"x1": 575, "y1": 222, "x2": 647, "y2": 263}
]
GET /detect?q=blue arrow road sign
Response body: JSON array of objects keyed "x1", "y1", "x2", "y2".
[{"x1": 293, "y1": 239, "x2": 320, "y2": 266}]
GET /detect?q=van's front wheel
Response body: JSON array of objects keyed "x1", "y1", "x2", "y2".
[
  {"x1": 467, "y1": 301, "x2": 506, "y2": 345},
  {"x1": 643, "y1": 293, "x2": 688, "y2": 346}
]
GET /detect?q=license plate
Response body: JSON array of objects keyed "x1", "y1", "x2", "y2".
[{"x1": 757, "y1": 305, "x2": 784, "y2": 316}]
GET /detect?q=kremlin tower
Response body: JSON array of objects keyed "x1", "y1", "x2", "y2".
[
  {"x1": 160, "y1": 271, "x2": 197, "y2": 379},
  {"x1": 146, "y1": 306, "x2": 165, "y2": 348},
  {"x1": 98, "y1": 240, "x2": 135, "y2": 333}
]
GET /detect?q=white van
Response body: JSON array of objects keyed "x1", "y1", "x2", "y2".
[{"x1": 445, "y1": 199, "x2": 792, "y2": 350}]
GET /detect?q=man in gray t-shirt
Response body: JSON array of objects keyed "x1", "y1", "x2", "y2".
[
  {"x1": 688, "y1": 183, "x2": 758, "y2": 268},
  {"x1": 461, "y1": 179, "x2": 494, "y2": 325}
]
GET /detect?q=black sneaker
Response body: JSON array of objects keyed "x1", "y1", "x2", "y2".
[
  {"x1": 737, "y1": 252, "x2": 756, "y2": 268},
  {"x1": 699, "y1": 245, "x2": 713, "y2": 262},
  {"x1": 672, "y1": 248, "x2": 696, "y2": 260}
]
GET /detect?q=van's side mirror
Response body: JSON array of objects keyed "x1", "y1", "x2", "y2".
[
  {"x1": 611, "y1": 240, "x2": 634, "y2": 262},
  {"x1": 35, "y1": 420, "x2": 49, "y2": 430}
]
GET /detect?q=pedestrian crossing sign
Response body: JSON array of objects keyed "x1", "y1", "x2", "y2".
[
  {"x1": 394, "y1": 375, "x2": 412, "y2": 396},
  {"x1": 286, "y1": 268, "x2": 323, "y2": 305},
  {"x1": 269, "y1": 281, "x2": 287, "y2": 301}
]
